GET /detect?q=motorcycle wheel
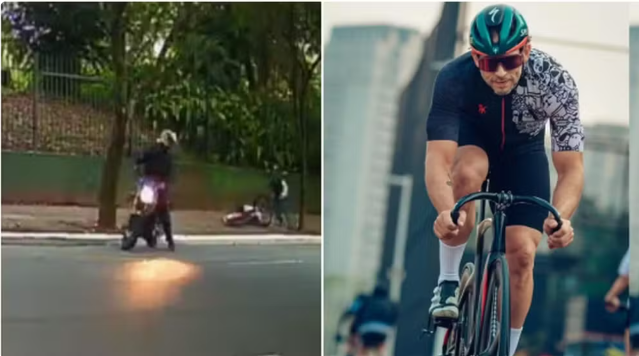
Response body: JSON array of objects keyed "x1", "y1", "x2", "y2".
[
  {"x1": 121, "y1": 229, "x2": 137, "y2": 251},
  {"x1": 144, "y1": 232, "x2": 157, "y2": 248},
  {"x1": 148, "y1": 223, "x2": 162, "y2": 247}
]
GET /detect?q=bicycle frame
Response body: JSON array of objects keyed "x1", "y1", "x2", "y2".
[
  {"x1": 451, "y1": 184, "x2": 562, "y2": 356},
  {"x1": 471, "y1": 180, "x2": 493, "y2": 355},
  {"x1": 429, "y1": 178, "x2": 563, "y2": 356}
]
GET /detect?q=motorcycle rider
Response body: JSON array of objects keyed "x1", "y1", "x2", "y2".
[{"x1": 135, "y1": 129, "x2": 178, "y2": 251}]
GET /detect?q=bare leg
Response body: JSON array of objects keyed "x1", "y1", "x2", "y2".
[{"x1": 505, "y1": 225, "x2": 542, "y2": 356}]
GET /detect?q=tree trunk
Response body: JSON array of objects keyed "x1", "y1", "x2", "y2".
[
  {"x1": 297, "y1": 82, "x2": 308, "y2": 231},
  {"x1": 97, "y1": 3, "x2": 128, "y2": 229},
  {"x1": 297, "y1": 58, "x2": 320, "y2": 231}
]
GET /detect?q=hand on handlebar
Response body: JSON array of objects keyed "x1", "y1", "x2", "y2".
[
  {"x1": 543, "y1": 216, "x2": 573, "y2": 250},
  {"x1": 434, "y1": 210, "x2": 467, "y2": 241},
  {"x1": 604, "y1": 295, "x2": 621, "y2": 313}
]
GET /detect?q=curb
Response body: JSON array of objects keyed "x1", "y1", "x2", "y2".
[{"x1": 1, "y1": 232, "x2": 322, "y2": 246}]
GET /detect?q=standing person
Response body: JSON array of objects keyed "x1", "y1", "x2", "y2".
[
  {"x1": 424, "y1": 4, "x2": 584, "y2": 356},
  {"x1": 269, "y1": 165, "x2": 289, "y2": 227}
]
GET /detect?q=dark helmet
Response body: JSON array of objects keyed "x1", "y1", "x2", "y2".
[
  {"x1": 372, "y1": 281, "x2": 389, "y2": 297},
  {"x1": 470, "y1": 4, "x2": 529, "y2": 56}
]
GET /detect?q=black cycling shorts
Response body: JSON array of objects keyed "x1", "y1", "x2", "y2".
[
  {"x1": 629, "y1": 297, "x2": 639, "y2": 348},
  {"x1": 360, "y1": 332, "x2": 387, "y2": 349},
  {"x1": 458, "y1": 122, "x2": 551, "y2": 233}
]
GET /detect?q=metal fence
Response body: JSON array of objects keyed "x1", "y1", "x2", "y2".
[{"x1": 1, "y1": 45, "x2": 155, "y2": 156}]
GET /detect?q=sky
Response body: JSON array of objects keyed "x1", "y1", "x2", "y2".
[{"x1": 323, "y1": 2, "x2": 631, "y2": 126}]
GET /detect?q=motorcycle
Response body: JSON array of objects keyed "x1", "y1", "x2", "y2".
[
  {"x1": 222, "y1": 195, "x2": 273, "y2": 227},
  {"x1": 120, "y1": 177, "x2": 165, "y2": 251}
]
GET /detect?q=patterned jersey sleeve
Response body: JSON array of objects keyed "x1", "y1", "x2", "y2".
[
  {"x1": 618, "y1": 249, "x2": 630, "y2": 277},
  {"x1": 544, "y1": 56, "x2": 585, "y2": 152},
  {"x1": 426, "y1": 63, "x2": 464, "y2": 142}
]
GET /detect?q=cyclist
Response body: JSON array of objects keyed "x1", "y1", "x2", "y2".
[
  {"x1": 135, "y1": 129, "x2": 178, "y2": 251},
  {"x1": 630, "y1": 292, "x2": 639, "y2": 356},
  {"x1": 425, "y1": 5, "x2": 584, "y2": 356},
  {"x1": 604, "y1": 249, "x2": 631, "y2": 354},
  {"x1": 338, "y1": 284, "x2": 398, "y2": 356}
]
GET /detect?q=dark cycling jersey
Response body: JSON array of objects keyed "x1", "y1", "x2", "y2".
[
  {"x1": 348, "y1": 294, "x2": 398, "y2": 342},
  {"x1": 426, "y1": 48, "x2": 584, "y2": 154}
]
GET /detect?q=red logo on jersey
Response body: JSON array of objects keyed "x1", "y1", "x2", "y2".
[{"x1": 478, "y1": 104, "x2": 487, "y2": 114}]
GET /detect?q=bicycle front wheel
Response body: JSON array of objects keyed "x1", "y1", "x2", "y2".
[
  {"x1": 478, "y1": 256, "x2": 510, "y2": 356},
  {"x1": 442, "y1": 262, "x2": 475, "y2": 356}
]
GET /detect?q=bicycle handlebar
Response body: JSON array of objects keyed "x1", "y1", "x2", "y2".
[
  {"x1": 605, "y1": 300, "x2": 629, "y2": 312},
  {"x1": 450, "y1": 192, "x2": 563, "y2": 234}
]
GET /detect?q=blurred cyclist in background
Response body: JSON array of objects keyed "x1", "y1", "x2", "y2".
[
  {"x1": 336, "y1": 283, "x2": 398, "y2": 356},
  {"x1": 630, "y1": 291, "x2": 639, "y2": 356},
  {"x1": 605, "y1": 248, "x2": 631, "y2": 354}
]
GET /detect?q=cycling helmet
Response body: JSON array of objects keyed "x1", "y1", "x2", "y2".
[
  {"x1": 158, "y1": 129, "x2": 178, "y2": 147},
  {"x1": 470, "y1": 4, "x2": 529, "y2": 56},
  {"x1": 372, "y1": 282, "x2": 389, "y2": 297}
]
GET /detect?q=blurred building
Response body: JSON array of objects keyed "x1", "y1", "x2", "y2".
[
  {"x1": 323, "y1": 24, "x2": 422, "y2": 351},
  {"x1": 630, "y1": 26, "x2": 639, "y2": 294},
  {"x1": 582, "y1": 124, "x2": 629, "y2": 216}
]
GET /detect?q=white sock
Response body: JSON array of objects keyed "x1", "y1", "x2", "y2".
[
  {"x1": 509, "y1": 328, "x2": 523, "y2": 356},
  {"x1": 438, "y1": 241, "x2": 467, "y2": 284}
]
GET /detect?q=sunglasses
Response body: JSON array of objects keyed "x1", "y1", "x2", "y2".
[{"x1": 476, "y1": 53, "x2": 524, "y2": 72}]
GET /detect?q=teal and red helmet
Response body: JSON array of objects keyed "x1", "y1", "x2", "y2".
[{"x1": 470, "y1": 4, "x2": 529, "y2": 57}]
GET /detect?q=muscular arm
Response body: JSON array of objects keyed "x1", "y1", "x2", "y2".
[
  {"x1": 135, "y1": 146, "x2": 153, "y2": 165},
  {"x1": 425, "y1": 64, "x2": 463, "y2": 213},
  {"x1": 547, "y1": 61, "x2": 584, "y2": 219},
  {"x1": 551, "y1": 151, "x2": 584, "y2": 218},
  {"x1": 606, "y1": 275, "x2": 629, "y2": 300},
  {"x1": 605, "y1": 250, "x2": 630, "y2": 301},
  {"x1": 425, "y1": 141, "x2": 457, "y2": 213}
]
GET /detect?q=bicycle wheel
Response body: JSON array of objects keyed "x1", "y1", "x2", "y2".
[
  {"x1": 442, "y1": 262, "x2": 476, "y2": 356},
  {"x1": 478, "y1": 256, "x2": 510, "y2": 356},
  {"x1": 253, "y1": 195, "x2": 273, "y2": 226}
]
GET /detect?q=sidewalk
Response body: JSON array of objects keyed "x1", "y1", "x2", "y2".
[{"x1": 2, "y1": 205, "x2": 321, "y2": 235}]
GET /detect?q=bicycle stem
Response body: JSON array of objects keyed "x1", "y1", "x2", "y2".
[{"x1": 491, "y1": 210, "x2": 507, "y2": 255}]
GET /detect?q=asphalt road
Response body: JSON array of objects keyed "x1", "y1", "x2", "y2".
[{"x1": 2, "y1": 243, "x2": 321, "y2": 356}]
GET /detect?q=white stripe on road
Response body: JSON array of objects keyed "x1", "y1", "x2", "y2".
[
  {"x1": 1, "y1": 232, "x2": 321, "y2": 244},
  {"x1": 228, "y1": 259, "x2": 303, "y2": 266}
]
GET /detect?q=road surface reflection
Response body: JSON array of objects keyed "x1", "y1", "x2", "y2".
[{"x1": 115, "y1": 258, "x2": 201, "y2": 311}]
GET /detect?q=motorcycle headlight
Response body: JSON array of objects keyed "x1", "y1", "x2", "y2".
[{"x1": 139, "y1": 185, "x2": 156, "y2": 204}]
